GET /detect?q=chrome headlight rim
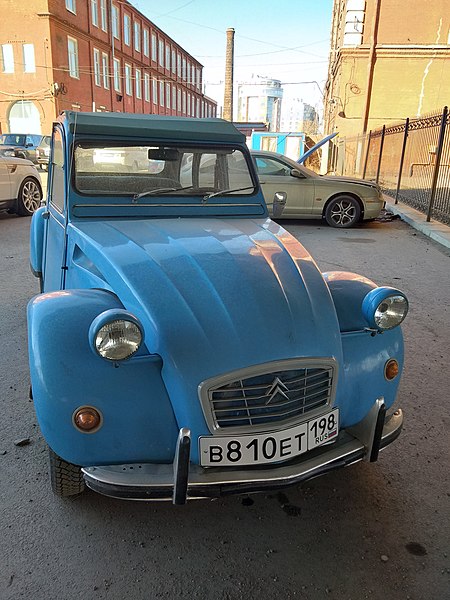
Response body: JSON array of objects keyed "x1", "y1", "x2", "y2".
[
  {"x1": 362, "y1": 287, "x2": 409, "y2": 331},
  {"x1": 89, "y1": 309, "x2": 143, "y2": 361}
]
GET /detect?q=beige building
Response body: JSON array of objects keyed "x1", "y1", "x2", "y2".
[{"x1": 324, "y1": 0, "x2": 450, "y2": 138}]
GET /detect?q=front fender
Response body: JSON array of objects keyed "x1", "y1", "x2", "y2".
[
  {"x1": 28, "y1": 288, "x2": 179, "y2": 466},
  {"x1": 323, "y1": 271, "x2": 377, "y2": 332}
]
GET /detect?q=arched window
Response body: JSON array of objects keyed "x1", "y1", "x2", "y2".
[{"x1": 8, "y1": 101, "x2": 41, "y2": 134}]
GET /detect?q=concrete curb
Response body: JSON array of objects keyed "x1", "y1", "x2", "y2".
[{"x1": 383, "y1": 195, "x2": 450, "y2": 251}]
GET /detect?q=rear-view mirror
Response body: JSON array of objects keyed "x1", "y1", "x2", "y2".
[{"x1": 148, "y1": 147, "x2": 179, "y2": 161}]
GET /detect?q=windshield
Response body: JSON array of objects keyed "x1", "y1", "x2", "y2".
[
  {"x1": 74, "y1": 143, "x2": 256, "y2": 200},
  {"x1": 0, "y1": 134, "x2": 41, "y2": 146}
]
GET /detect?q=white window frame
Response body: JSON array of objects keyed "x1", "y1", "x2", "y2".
[
  {"x1": 124, "y1": 14, "x2": 131, "y2": 46},
  {"x1": 166, "y1": 82, "x2": 170, "y2": 108},
  {"x1": 144, "y1": 73, "x2": 150, "y2": 102},
  {"x1": 135, "y1": 68, "x2": 142, "y2": 99},
  {"x1": 165, "y1": 45, "x2": 170, "y2": 70},
  {"x1": 23, "y1": 44, "x2": 35, "y2": 73},
  {"x1": 151, "y1": 33, "x2": 157, "y2": 61},
  {"x1": 172, "y1": 86, "x2": 176, "y2": 111},
  {"x1": 113, "y1": 57, "x2": 121, "y2": 91},
  {"x1": 143, "y1": 28, "x2": 149, "y2": 57},
  {"x1": 177, "y1": 88, "x2": 181, "y2": 112},
  {"x1": 152, "y1": 77, "x2": 157, "y2": 104},
  {"x1": 1, "y1": 44, "x2": 14, "y2": 73},
  {"x1": 67, "y1": 37, "x2": 79, "y2": 79},
  {"x1": 182, "y1": 57, "x2": 186, "y2": 81},
  {"x1": 65, "y1": 0, "x2": 76, "y2": 14},
  {"x1": 134, "y1": 22, "x2": 141, "y2": 52},
  {"x1": 100, "y1": 0, "x2": 108, "y2": 31},
  {"x1": 102, "y1": 52, "x2": 109, "y2": 89},
  {"x1": 171, "y1": 49, "x2": 176, "y2": 74},
  {"x1": 112, "y1": 4, "x2": 119, "y2": 39},
  {"x1": 177, "y1": 54, "x2": 181, "y2": 78},
  {"x1": 91, "y1": 0, "x2": 98, "y2": 27},
  {"x1": 159, "y1": 81, "x2": 164, "y2": 107},
  {"x1": 158, "y1": 40, "x2": 164, "y2": 67},
  {"x1": 93, "y1": 48, "x2": 101, "y2": 86},
  {"x1": 182, "y1": 90, "x2": 186, "y2": 114},
  {"x1": 125, "y1": 63, "x2": 132, "y2": 95}
]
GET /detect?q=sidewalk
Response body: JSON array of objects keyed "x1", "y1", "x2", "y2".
[{"x1": 383, "y1": 194, "x2": 450, "y2": 251}]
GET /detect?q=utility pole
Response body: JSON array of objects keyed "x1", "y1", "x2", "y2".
[{"x1": 223, "y1": 28, "x2": 235, "y2": 121}]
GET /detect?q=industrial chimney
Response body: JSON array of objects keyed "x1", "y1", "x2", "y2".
[{"x1": 223, "y1": 28, "x2": 235, "y2": 121}]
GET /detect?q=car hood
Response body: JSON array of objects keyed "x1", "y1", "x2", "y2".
[
  {"x1": 318, "y1": 174, "x2": 379, "y2": 189},
  {"x1": 70, "y1": 218, "x2": 342, "y2": 437}
]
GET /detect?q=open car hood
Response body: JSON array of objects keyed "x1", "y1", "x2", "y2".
[{"x1": 297, "y1": 132, "x2": 338, "y2": 164}]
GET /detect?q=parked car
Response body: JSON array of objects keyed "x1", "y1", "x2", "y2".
[
  {"x1": 0, "y1": 133, "x2": 44, "y2": 165},
  {"x1": 28, "y1": 112, "x2": 408, "y2": 504},
  {"x1": 35, "y1": 135, "x2": 51, "y2": 170},
  {"x1": 0, "y1": 154, "x2": 42, "y2": 216},
  {"x1": 252, "y1": 150, "x2": 384, "y2": 227}
]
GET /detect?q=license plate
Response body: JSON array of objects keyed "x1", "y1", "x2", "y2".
[{"x1": 199, "y1": 409, "x2": 339, "y2": 467}]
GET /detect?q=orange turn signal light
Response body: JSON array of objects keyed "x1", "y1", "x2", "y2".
[
  {"x1": 73, "y1": 407, "x2": 102, "y2": 432},
  {"x1": 385, "y1": 359, "x2": 399, "y2": 381}
]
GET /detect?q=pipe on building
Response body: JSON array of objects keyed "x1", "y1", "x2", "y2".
[{"x1": 223, "y1": 28, "x2": 235, "y2": 122}]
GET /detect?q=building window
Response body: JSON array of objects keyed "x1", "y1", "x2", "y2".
[
  {"x1": 67, "y1": 37, "x2": 79, "y2": 79},
  {"x1": 102, "y1": 52, "x2": 109, "y2": 89},
  {"x1": 166, "y1": 83, "x2": 170, "y2": 108},
  {"x1": 125, "y1": 63, "x2": 132, "y2": 95},
  {"x1": 197, "y1": 67, "x2": 201, "y2": 90},
  {"x1": 144, "y1": 73, "x2": 150, "y2": 102},
  {"x1": 22, "y1": 44, "x2": 35, "y2": 73},
  {"x1": 112, "y1": 4, "x2": 119, "y2": 39},
  {"x1": 165, "y1": 45, "x2": 170, "y2": 70},
  {"x1": 65, "y1": 0, "x2": 76, "y2": 14},
  {"x1": 134, "y1": 22, "x2": 140, "y2": 52},
  {"x1": 151, "y1": 33, "x2": 157, "y2": 61},
  {"x1": 113, "y1": 57, "x2": 121, "y2": 91},
  {"x1": 158, "y1": 40, "x2": 164, "y2": 67},
  {"x1": 182, "y1": 90, "x2": 186, "y2": 114},
  {"x1": 135, "y1": 68, "x2": 142, "y2": 98},
  {"x1": 91, "y1": 0, "x2": 98, "y2": 26},
  {"x1": 1, "y1": 44, "x2": 14, "y2": 73},
  {"x1": 177, "y1": 54, "x2": 181, "y2": 78},
  {"x1": 172, "y1": 86, "x2": 176, "y2": 111},
  {"x1": 177, "y1": 88, "x2": 181, "y2": 112},
  {"x1": 93, "y1": 48, "x2": 101, "y2": 86},
  {"x1": 182, "y1": 57, "x2": 186, "y2": 81},
  {"x1": 143, "y1": 29, "x2": 149, "y2": 57},
  {"x1": 100, "y1": 0, "x2": 107, "y2": 31},
  {"x1": 124, "y1": 14, "x2": 131, "y2": 46},
  {"x1": 159, "y1": 81, "x2": 164, "y2": 107},
  {"x1": 187, "y1": 93, "x2": 191, "y2": 116},
  {"x1": 196, "y1": 97, "x2": 200, "y2": 118},
  {"x1": 152, "y1": 77, "x2": 157, "y2": 104},
  {"x1": 171, "y1": 49, "x2": 176, "y2": 74}
]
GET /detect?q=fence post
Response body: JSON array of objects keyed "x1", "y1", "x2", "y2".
[
  {"x1": 362, "y1": 130, "x2": 372, "y2": 178},
  {"x1": 427, "y1": 105, "x2": 448, "y2": 222},
  {"x1": 376, "y1": 125, "x2": 386, "y2": 183},
  {"x1": 395, "y1": 118, "x2": 410, "y2": 204}
]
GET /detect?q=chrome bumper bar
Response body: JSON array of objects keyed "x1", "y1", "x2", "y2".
[{"x1": 82, "y1": 406, "x2": 402, "y2": 504}]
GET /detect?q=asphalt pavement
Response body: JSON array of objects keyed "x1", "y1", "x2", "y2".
[{"x1": 0, "y1": 209, "x2": 449, "y2": 600}]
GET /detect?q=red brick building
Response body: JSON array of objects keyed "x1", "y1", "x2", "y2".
[{"x1": 0, "y1": 0, "x2": 217, "y2": 134}]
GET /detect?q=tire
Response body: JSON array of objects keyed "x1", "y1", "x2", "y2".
[
  {"x1": 48, "y1": 447, "x2": 85, "y2": 497},
  {"x1": 16, "y1": 177, "x2": 42, "y2": 216},
  {"x1": 325, "y1": 195, "x2": 361, "y2": 228}
]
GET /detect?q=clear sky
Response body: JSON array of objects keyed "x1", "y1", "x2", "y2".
[{"x1": 132, "y1": 0, "x2": 334, "y2": 115}]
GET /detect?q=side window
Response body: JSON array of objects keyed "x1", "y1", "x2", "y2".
[
  {"x1": 255, "y1": 157, "x2": 291, "y2": 177},
  {"x1": 50, "y1": 129, "x2": 65, "y2": 211}
]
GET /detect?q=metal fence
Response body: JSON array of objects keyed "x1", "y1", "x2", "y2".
[{"x1": 331, "y1": 107, "x2": 450, "y2": 225}]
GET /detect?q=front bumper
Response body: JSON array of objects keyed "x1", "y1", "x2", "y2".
[{"x1": 82, "y1": 403, "x2": 403, "y2": 503}]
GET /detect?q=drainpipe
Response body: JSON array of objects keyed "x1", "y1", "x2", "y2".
[
  {"x1": 362, "y1": 0, "x2": 381, "y2": 134},
  {"x1": 223, "y1": 28, "x2": 235, "y2": 121}
]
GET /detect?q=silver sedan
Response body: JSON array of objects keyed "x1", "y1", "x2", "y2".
[{"x1": 252, "y1": 150, "x2": 384, "y2": 228}]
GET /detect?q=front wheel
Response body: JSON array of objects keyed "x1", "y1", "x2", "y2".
[
  {"x1": 325, "y1": 195, "x2": 361, "y2": 228},
  {"x1": 48, "y1": 447, "x2": 85, "y2": 497},
  {"x1": 16, "y1": 177, "x2": 42, "y2": 216}
]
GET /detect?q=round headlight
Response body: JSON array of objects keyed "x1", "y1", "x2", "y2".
[
  {"x1": 374, "y1": 295, "x2": 408, "y2": 330},
  {"x1": 362, "y1": 287, "x2": 409, "y2": 331},
  {"x1": 95, "y1": 319, "x2": 142, "y2": 360}
]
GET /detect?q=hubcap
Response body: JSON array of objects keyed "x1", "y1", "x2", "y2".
[
  {"x1": 330, "y1": 200, "x2": 356, "y2": 226},
  {"x1": 21, "y1": 180, "x2": 41, "y2": 212}
]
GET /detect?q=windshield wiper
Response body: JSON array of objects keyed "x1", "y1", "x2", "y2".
[
  {"x1": 202, "y1": 186, "x2": 255, "y2": 202},
  {"x1": 133, "y1": 185, "x2": 194, "y2": 201}
]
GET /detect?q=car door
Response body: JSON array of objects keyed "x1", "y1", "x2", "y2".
[
  {"x1": 253, "y1": 154, "x2": 315, "y2": 217},
  {"x1": 42, "y1": 126, "x2": 67, "y2": 292},
  {"x1": 0, "y1": 156, "x2": 11, "y2": 201}
]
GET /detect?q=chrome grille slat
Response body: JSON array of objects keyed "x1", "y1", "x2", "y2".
[{"x1": 203, "y1": 362, "x2": 335, "y2": 431}]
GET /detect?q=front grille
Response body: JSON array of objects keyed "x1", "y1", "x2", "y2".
[{"x1": 201, "y1": 360, "x2": 335, "y2": 431}]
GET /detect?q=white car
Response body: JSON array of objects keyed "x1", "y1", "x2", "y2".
[{"x1": 0, "y1": 154, "x2": 42, "y2": 216}]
